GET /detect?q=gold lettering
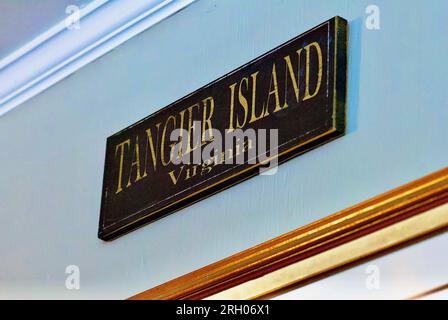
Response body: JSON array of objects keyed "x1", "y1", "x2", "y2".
[
  {"x1": 115, "y1": 139, "x2": 130, "y2": 194},
  {"x1": 184, "y1": 103, "x2": 200, "y2": 153},
  {"x1": 161, "y1": 115, "x2": 176, "y2": 166},
  {"x1": 266, "y1": 63, "x2": 281, "y2": 113},
  {"x1": 178, "y1": 109, "x2": 187, "y2": 143},
  {"x1": 144, "y1": 123, "x2": 161, "y2": 174},
  {"x1": 249, "y1": 71, "x2": 265, "y2": 124},
  {"x1": 237, "y1": 77, "x2": 249, "y2": 128},
  {"x1": 202, "y1": 97, "x2": 215, "y2": 142},
  {"x1": 283, "y1": 49, "x2": 302, "y2": 108},
  {"x1": 201, "y1": 161, "x2": 213, "y2": 175},
  {"x1": 126, "y1": 136, "x2": 144, "y2": 188},
  {"x1": 228, "y1": 82, "x2": 237, "y2": 131},
  {"x1": 185, "y1": 165, "x2": 198, "y2": 180},
  {"x1": 168, "y1": 166, "x2": 184, "y2": 185},
  {"x1": 303, "y1": 42, "x2": 323, "y2": 101}
]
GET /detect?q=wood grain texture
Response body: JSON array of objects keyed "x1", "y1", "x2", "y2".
[{"x1": 130, "y1": 167, "x2": 448, "y2": 300}]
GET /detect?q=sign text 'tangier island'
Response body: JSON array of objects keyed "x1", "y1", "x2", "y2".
[{"x1": 99, "y1": 17, "x2": 348, "y2": 240}]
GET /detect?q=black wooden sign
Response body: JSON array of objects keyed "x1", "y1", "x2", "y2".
[{"x1": 99, "y1": 17, "x2": 348, "y2": 240}]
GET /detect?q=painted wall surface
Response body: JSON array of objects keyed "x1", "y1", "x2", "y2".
[{"x1": 0, "y1": 0, "x2": 447, "y2": 299}]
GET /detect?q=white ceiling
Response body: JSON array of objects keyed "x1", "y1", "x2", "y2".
[{"x1": 0, "y1": 0, "x2": 196, "y2": 116}]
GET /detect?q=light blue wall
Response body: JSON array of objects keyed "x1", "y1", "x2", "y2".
[{"x1": 0, "y1": 0, "x2": 446, "y2": 299}]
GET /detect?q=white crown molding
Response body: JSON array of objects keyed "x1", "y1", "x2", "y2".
[{"x1": 0, "y1": 0, "x2": 196, "y2": 117}]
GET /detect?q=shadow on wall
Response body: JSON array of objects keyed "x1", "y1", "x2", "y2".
[{"x1": 347, "y1": 18, "x2": 362, "y2": 134}]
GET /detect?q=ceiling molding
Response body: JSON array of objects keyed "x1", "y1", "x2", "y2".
[{"x1": 0, "y1": 0, "x2": 196, "y2": 117}]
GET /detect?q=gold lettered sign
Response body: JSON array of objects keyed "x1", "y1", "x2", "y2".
[{"x1": 99, "y1": 17, "x2": 348, "y2": 240}]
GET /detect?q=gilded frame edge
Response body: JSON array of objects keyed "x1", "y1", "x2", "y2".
[{"x1": 130, "y1": 167, "x2": 448, "y2": 300}]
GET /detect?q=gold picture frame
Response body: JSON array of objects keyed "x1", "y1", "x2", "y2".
[{"x1": 130, "y1": 167, "x2": 448, "y2": 300}]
